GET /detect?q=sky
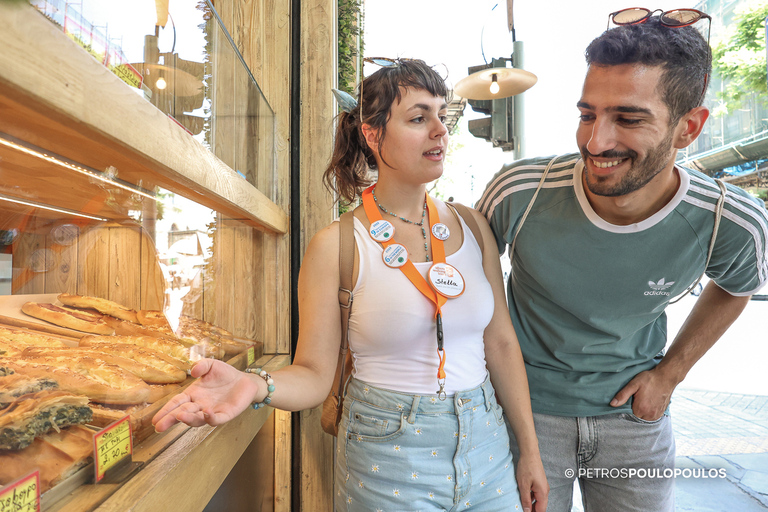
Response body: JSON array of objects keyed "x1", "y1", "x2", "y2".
[{"x1": 363, "y1": 0, "x2": 699, "y2": 204}]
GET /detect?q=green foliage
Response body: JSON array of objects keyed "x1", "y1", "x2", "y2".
[
  {"x1": 747, "y1": 187, "x2": 768, "y2": 200},
  {"x1": 338, "y1": 0, "x2": 363, "y2": 95},
  {"x1": 197, "y1": 1, "x2": 213, "y2": 150},
  {"x1": 336, "y1": 0, "x2": 364, "y2": 214},
  {"x1": 712, "y1": 1, "x2": 768, "y2": 115}
]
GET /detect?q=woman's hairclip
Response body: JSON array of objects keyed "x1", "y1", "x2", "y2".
[{"x1": 332, "y1": 88, "x2": 358, "y2": 113}]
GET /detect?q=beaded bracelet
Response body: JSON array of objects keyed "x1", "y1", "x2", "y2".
[{"x1": 246, "y1": 367, "x2": 275, "y2": 410}]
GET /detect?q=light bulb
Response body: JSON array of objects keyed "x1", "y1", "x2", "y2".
[
  {"x1": 156, "y1": 77, "x2": 167, "y2": 90},
  {"x1": 490, "y1": 74, "x2": 500, "y2": 95}
]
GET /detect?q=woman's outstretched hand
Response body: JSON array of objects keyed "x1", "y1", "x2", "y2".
[{"x1": 152, "y1": 359, "x2": 261, "y2": 432}]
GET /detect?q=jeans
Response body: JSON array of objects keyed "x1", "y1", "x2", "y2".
[
  {"x1": 509, "y1": 412, "x2": 675, "y2": 512},
  {"x1": 335, "y1": 375, "x2": 524, "y2": 511}
]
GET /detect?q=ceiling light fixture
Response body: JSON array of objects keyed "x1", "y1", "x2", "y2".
[
  {"x1": 0, "y1": 133, "x2": 157, "y2": 201},
  {"x1": 0, "y1": 193, "x2": 107, "y2": 221}
]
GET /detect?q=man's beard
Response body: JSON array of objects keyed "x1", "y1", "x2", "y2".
[{"x1": 580, "y1": 130, "x2": 674, "y2": 197}]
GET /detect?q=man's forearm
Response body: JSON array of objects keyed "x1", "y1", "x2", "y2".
[{"x1": 656, "y1": 281, "x2": 751, "y2": 384}]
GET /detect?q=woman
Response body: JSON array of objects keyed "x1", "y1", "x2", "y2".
[{"x1": 153, "y1": 59, "x2": 548, "y2": 511}]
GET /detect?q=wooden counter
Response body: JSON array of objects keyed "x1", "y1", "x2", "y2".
[{"x1": 46, "y1": 355, "x2": 290, "y2": 512}]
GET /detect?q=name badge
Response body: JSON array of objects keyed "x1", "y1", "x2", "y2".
[
  {"x1": 382, "y1": 244, "x2": 408, "y2": 268},
  {"x1": 431, "y1": 223, "x2": 450, "y2": 241},
  {"x1": 369, "y1": 220, "x2": 394, "y2": 242},
  {"x1": 428, "y1": 262, "x2": 465, "y2": 298}
]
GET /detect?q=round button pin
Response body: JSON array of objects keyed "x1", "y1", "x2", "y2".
[
  {"x1": 369, "y1": 220, "x2": 394, "y2": 242},
  {"x1": 431, "y1": 223, "x2": 450, "y2": 241},
  {"x1": 428, "y1": 262, "x2": 465, "y2": 298},
  {"x1": 382, "y1": 244, "x2": 408, "y2": 268}
]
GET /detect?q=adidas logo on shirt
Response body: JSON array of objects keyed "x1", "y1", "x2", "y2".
[{"x1": 645, "y1": 278, "x2": 675, "y2": 296}]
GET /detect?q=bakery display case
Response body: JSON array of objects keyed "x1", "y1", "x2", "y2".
[{"x1": 0, "y1": 1, "x2": 290, "y2": 510}]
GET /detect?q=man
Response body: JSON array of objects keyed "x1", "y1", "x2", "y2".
[{"x1": 476, "y1": 11, "x2": 768, "y2": 512}]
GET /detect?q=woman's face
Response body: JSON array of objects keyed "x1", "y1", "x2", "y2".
[{"x1": 367, "y1": 87, "x2": 449, "y2": 186}]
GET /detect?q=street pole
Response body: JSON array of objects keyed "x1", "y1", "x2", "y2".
[
  {"x1": 507, "y1": 0, "x2": 526, "y2": 159},
  {"x1": 512, "y1": 40, "x2": 526, "y2": 159}
]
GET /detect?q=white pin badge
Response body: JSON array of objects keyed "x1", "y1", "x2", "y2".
[
  {"x1": 428, "y1": 262, "x2": 465, "y2": 298},
  {"x1": 431, "y1": 223, "x2": 450, "y2": 241},
  {"x1": 370, "y1": 220, "x2": 394, "y2": 242},
  {"x1": 382, "y1": 244, "x2": 409, "y2": 268}
]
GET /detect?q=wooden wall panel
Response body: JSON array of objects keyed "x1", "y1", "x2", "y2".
[
  {"x1": 211, "y1": 15, "x2": 237, "y2": 173},
  {"x1": 12, "y1": 216, "x2": 46, "y2": 295},
  {"x1": 213, "y1": 0, "x2": 341, "y2": 509},
  {"x1": 202, "y1": 219, "x2": 221, "y2": 326},
  {"x1": 44, "y1": 223, "x2": 79, "y2": 294},
  {"x1": 273, "y1": 409, "x2": 292, "y2": 512},
  {"x1": 217, "y1": 224, "x2": 236, "y2": 332},
  {"x1": 299, "y1": 0, "x2": 338, "y2": 510},
  {"x1": 140, "y1": 231, "x2": 165, "y2": 311},
  {"x1": 76, "y1": 225, "x2": 111, "y2": 300},
  {"x1": 240, "y1": 0, "x2": 291, "y2": 359},
  {"x1": 249, "y1": 230, "x2": 264, "y2": 343},
  {"x1": 262, "y1": 234, "x2": 278, "y2": 354},
  {"x1": 232, "y1": 225, "x2": 254, "y2": 339},
  {"x1": 108, "y1": 224, "x2": 141, "y2": 309},
  {"x1": 9, "y1": 215, "x2": 165, "y2": 311}
]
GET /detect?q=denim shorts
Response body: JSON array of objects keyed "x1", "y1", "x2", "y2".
[{"x1": 334, "y1": 374, "x2": 524, "y2": 512}]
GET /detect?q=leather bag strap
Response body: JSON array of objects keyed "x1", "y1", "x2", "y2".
[
  {"x1": 448, "y1": 202, "x2": 485, "y2": 262},
  {"x1": 333, "y1": 211, "x2": 355, "y2": 399}
]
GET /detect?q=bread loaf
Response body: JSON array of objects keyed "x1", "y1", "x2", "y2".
[
  {"x1": 57, "y1": 293, "x2": 139, "y2": 323},
  {"x1": 21, "y1": 302, "x2": 114, "y2": 335}
]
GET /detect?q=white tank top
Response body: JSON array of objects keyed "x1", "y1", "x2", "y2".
[{"x1": 348, "y1": 213, "x2": 494, "y2": 395}]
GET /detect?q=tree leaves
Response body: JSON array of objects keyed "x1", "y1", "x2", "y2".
[{"x1": 712, "y1": 1, "x2": 768, "y2": 115}]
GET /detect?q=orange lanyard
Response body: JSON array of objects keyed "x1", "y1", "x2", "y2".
[{"x1": 361, "y1": 185, "x2": 449, "y2": 398}]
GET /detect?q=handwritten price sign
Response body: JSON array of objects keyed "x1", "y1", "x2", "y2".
[
  {"x1": 94, "y1": 416, "x2": 133, "y2": 482},
  {"x1": 0, "y1": 471, "x2": 40, "y2": 512}
]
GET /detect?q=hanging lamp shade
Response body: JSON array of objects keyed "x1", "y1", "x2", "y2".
[
  {"x1": 454, "y1": 67, "x2": 537, "y2": 100},
  {"x1": 155, "y1": 0, "x2": 169, "y2": 27}
]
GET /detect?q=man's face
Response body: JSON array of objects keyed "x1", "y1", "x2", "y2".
[{"x1": 576, "y1": 64, "x2": 677, "y2": 197}]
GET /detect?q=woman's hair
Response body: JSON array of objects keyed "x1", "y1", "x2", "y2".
[{"x1": 323, "y1": 59, "x2": 449, "y2": 204}]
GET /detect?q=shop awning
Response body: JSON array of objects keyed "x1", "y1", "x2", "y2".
[{"x1": 679, "y1": 131, "x2": 768, "y2": 174}]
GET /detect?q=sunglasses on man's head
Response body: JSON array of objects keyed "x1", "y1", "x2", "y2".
[
  {"x1": 608, "y1": 7, "x2": 711, "y2": 29},
  {"x1": 607, "y1": 7, "x2": 712, "y2": 103}
]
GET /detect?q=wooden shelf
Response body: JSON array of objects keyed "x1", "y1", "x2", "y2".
[
  {"x1": 46, "y1": 355, "x2": 290, "y2": 512},
  {"x1": 0, "y1": 4, "x2": 288, "y2": 235}
]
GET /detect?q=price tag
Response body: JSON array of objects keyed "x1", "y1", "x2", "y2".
[
  {"x1": 94, "y1": 416, "x2": 133, "y2": 482},
  {"x1": 0, "y1": 471, "x2": 40, "y2": 512},
  {"x1": 247, "y1": 346, "x2": 255, "y2": 366}
]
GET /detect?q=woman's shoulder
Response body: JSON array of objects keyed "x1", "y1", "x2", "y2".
[
  {"x1": 306, "y1": 206, "x2": 364, "y2": 256},
  {"x1": 436, "y1": 198, "x2": 486, "y2": 226},
  {"x1": 305, "y1": 220, "x2": 341, "y2": 260}
]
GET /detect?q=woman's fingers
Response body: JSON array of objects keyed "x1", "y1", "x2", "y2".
[
  {"x1": 152, "y1": 392, "x2": 191, "y2": 426},
  {"x1": 190, "y1": 358, "x2": 216, "y2": 379}
]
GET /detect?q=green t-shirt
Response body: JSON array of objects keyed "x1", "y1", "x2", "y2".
[{"x1": 477, "y1": 153, "x2": 768, "y2": 417}]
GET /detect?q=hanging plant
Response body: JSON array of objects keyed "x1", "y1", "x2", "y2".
[{"x1": 338, "y1": 0, "x2": 363, "y2": 95}]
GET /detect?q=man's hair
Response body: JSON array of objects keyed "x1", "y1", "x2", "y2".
[{"x1": 585, "y1": 16, "x2": 711, "y2": 124}]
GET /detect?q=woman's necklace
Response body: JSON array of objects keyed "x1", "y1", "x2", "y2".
[{"x1": 372, "y1": 187, "x2": 429, "y2": 262}]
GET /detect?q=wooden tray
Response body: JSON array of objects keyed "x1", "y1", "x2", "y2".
[{"x1": 0, "y1": 293, "x2": 88, "y2": 338}]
